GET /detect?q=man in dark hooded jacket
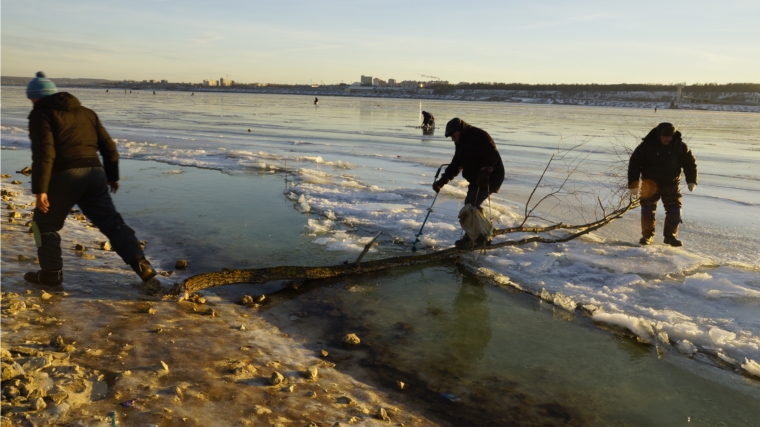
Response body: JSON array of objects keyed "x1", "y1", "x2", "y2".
[
  {"x1": 433, "y1": 118, "x2": 505, "y2": 248},
  {"x1": 24, "y1": 72, "x2": 157, "y2": 285},
  {"x1": 628, "y1": 122, "x2": 698, "y2": 247}
]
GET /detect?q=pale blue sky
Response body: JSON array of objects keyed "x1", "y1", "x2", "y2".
[{"x1": 2, "y1": 0, "x2": 758, "y2": 84}]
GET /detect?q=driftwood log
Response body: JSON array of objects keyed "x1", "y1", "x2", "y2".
[{"x1": 169, "y1": 199, "x2": 639, "y2": 298}]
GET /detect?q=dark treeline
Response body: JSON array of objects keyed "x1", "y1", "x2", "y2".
[{"x1": 430, "y1": 82, "x2": 760, "y2": 93}]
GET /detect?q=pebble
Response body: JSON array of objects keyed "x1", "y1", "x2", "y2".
[
  {"x1": 8, "y1": 218, "x2": 16, "y2": 224},
  {"x1": 320, "y1": 349, "x2": 329, "y2": 357},
  {"x1": 80, "y1": 253, "x2": 96, "y2": 260},
  {"x1": 270, "y1": 371, "x2": 285, "y2": 386},
  {"x1": 99, "y1": 241, "x2": 112, "y2": 251},
  {"x1": 8, "y1": 212, "x2": 21, "y2": 218},
  {"x1": 241, "y1": 295, "x2": 253, "y2": 305},
  {"x1": 30, "y1": 397, "x2": 47, "y2": 411},
  {"x1": 17, "y1": 255, "x2": 29, "y2": 261},
  {"x1": 147, "y1": 308, "x2": 157, "y2": 315},
  {"x1": 160, "y1": 361, "x2": 169, "y2": 372},
  {"x1": 377, "y1": 407, "x2": 389, "y2": 421},
  {"x1": 75, "y1": 244, "x2": 86, "y2": 251},
  {"x1": 306, "y1": 366, "x2": 318, "y2": 380},
  {"x1": 306, "y1": 391, "x2": 317, "y2": 398},
  {"x1": 51, "y1": 335, "x2": 65, "y2": 347},
  {"x1": 175, "y1": 259, "x2": 188, "y2": 269},
  {"x1": 396, "y1": 381, "x2": 406, "y2": 390},
  {"x1": 10, "y1": 180, "x2": 22, "y2": 185},
  {"x1": 341, "y1": 333, "x2": 361, "y2": 347},
  {"x1": 40, "y1": 291, "x2": 52, "y2": 300}
]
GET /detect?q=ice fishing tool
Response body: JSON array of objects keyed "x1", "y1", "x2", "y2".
[{"x1": 411, "y1": 164, "x2": 449, "y2": 252}]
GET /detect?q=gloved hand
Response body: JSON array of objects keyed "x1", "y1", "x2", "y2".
[
  {"x1": 476, "y1": 168, "x2": 492, "y2": 188},
  {"x1": 433, "y1": 180, "x2": 445, "y2": 193},
  {"x1": 688, "y1": 183, "x2": 696, "y2": 192}
]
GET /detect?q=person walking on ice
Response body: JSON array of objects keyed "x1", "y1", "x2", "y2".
[
  {"x1": 628, "y1": 122, "x2": 698, "y2": 247},
  {"x1": 433, "y1": 118, "x2": 505, "y2": 249},
  {"x1": 24, "y1": 72, "x2": 158, "y2": 285}
]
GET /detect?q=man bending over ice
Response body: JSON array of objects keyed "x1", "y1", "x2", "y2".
[
  {"x1": 24, "y1": 72, "x2": 158, "y2": 285},
  {"x1": 433, "y1": 118, "x2": 505, "y2": 249}
]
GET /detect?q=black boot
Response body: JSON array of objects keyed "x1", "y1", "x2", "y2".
[
  {"x1": 24, "y1": 270, "x2": 63, "y2": 286},
  {"x1": 130, "y1": 257, "x2": 157, "y2": 281},
  {"x1": 455, "y1": 235, "x2": 473, "y2": 249},
  {"x1": 639, "y1": 236, "x2": 653, "y2": 245},
  {"x1": 663, "y1": 236, "x2": 683, "y2": 247}
]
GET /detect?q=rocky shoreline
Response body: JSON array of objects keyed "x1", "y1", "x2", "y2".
[{"x1": 1, "y1": 171, "x2": 446, "y2": 427}]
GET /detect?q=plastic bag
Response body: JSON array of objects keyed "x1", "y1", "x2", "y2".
[{"x1": 458, "y1": 204, "x2": 493, "y2": 243}]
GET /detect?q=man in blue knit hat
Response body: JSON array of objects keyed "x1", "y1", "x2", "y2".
[{"x1": 25, "y1": 72, "x2": 157, "y2": 285}]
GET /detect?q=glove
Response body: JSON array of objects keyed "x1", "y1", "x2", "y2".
[
  {"x1": 476, "y1": 168, "x2": 492, "y2": 188},
  {"x1": 688, "y1": 183, "x2": 696, "y2": 192},
  {"x1": 433, "y1": 180, "x2": 444, "y2": 193}
]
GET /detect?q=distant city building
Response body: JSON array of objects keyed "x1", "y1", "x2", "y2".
[
  {"x1": 220, "y1": 78, "x2": 232, "y2": 87},
  {"x1": 149, "y1": 79, "x2": 155, "y2": 84},
  {"x1": 388, "y1": 79, "x2": 396, "y2": 87},
  {"x1": 203, "y1": 79, "x2": 219, "y2": 86},
  {"x1": 372, "y1": 78, "x2": 380, "y2": 87},
  {"x1": 361, "y1": 75, "x2": 373, "y2": 86},
  {"x1": 160, "y1": 80, "x2": 168, "y2": 84}
]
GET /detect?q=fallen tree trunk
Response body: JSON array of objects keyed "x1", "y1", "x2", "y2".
[{"x1": 169, "y1": 199, "x2": 638, "y2": 298}]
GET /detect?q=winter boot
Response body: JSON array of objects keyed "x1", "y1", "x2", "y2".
[
  {"x1": 455, "y1": 235, "x2": 474, "y2": 249},
  {"x1": 639, "y1": 236, "x2": 653, "y2": 245},
  {"x1": 663, "y1": 236, "x2": 683, "y2": 247},
  {"x1": 130, "y1": 257, "x2": 157, "y2": 282},
  {"x1": 24, "y1": 270, "x2": 63, "y2": 286}
]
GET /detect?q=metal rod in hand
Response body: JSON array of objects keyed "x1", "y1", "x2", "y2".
[{"x1": 411, "y1": 163, "x2": 449, "y2": 252}]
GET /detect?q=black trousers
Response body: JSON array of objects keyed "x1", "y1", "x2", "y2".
[
  {"x1": 32, "y1": 167, "x2": 144, "y2": 271},
  {"x1": 639, "y1": 184, "x2": 682, "y2": 238},
  {"x1": 464, "y1": 185, "x2": 490, "y2": 208}
]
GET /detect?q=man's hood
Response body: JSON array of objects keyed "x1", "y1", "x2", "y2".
[
  {"x1": 33, "y1": 92, "x2": 81, "y2": 112},
  {"x1": 643, "y1": 127, "x2": 683, "y2": 145}
]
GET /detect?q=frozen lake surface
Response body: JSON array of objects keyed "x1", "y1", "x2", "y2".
[{"x1": 2, "y1": 87, "x2": 759, "y2": 424}]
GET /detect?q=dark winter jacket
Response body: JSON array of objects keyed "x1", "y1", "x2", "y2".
[
  {"x1": 628, "y1": 128, "x2": 697, "y2": 188},
  {"x1": 440, "y1": 121, "x2": 505, "y2": 192},
  {"x1": 28, "y1": 92, "x2": 119, "y2": 194}
]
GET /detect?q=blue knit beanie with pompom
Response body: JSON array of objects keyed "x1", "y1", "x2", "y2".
[{"x1": 26, "y1": 72, "x2": 58, "y2": 99}]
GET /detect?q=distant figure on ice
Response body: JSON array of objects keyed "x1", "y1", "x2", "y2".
[
  {"x1": 654, "y1": 107, "x2": 658, "y2": 113},
  {"x1": 24, "y1": 72, "x2": 157, "y2": 285},
  {"x1": 433, "y1": 118, "x2": 505, "y2": 249},
  {"x1": 191, "y1": 92, "x2": 194, "y2": 96},
  {"x1": 628, "y1": 122, "x2": 698, "y2": 247},
  {"x1": 153, "y1": 91, "x2": 156, "y2": 95},
  {"x1": 314, "y1": 97, "x2": 319, "y2": 105},
  {"x1": 106, "y1": 89, "x2": 108, "y2": 93},
  {"x1": 422, "y1": 111, "x2": 435, "y2": 128}
]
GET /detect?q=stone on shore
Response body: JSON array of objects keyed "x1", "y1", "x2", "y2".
[{"x1": 341, "y1": 333, "x2": 361, "y2": 347}]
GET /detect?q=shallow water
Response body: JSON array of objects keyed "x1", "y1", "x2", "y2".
[{"x1": 3, "y1": 89, "x2": 760, "y2": 425}]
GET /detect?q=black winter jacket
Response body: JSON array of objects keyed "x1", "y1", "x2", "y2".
[
  {"x1": 628, "y1": 128, "x2": 697, "y2": 188},
  {"x1": 28, "y1": 92, "x2": 119, "y2": 194},
  {"x1": 440, "y1": 121, "x2": 505, "y2": 192}
]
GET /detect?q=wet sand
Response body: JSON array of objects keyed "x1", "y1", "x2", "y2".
[{"x1": 1, "y1": 174, "x2": 448, "y2": 426}]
